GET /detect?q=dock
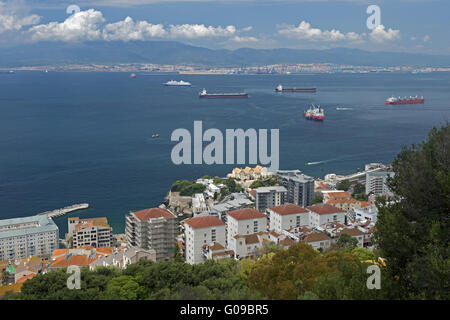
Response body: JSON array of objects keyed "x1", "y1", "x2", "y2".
[{"x1": 36, "y1": 203, "x2": 90, "y2": 219}]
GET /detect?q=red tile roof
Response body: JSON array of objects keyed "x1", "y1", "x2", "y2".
[
  {"x1": 269, "y1": 203, "x2": 308, "y2": 215},
  {"x1": 227, "y1": 208, "x2": 266, "y2": 221},
  {"x1": 133, "y1": 208, "x2": 176, "y2": 221},
  {"x1": 307, "y1": 204, "x2": 345, "y2": 215},
  {"x1": 303, "y1": 232, "x2": 331, "y2": 242},
  {"x1": 17, "y1": 273, "x2": 37, "y2": 284},
  {"x1": 183, "y1": 216, "x2": 225, "y2": 229},
  {"x1": 337, "y1": 228, "x2": 365, "y2": 237}
]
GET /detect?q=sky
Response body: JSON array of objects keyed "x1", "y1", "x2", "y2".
[{"x1": 0, "y1": 0, "x2": 449, "y2": 54}]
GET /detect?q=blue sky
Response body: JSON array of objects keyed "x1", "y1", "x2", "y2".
[{"x1": 1, "y1": 0, "x2": 449, "y2": 54}]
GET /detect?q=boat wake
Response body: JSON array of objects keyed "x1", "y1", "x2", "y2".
[{"x1": 336, "y1": 107, "x2": 353, "y2": 110}]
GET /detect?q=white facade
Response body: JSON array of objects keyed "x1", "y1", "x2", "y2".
[
  {"x1": 183, "y1": 217, "x2": 226, "y2": 265},
  {"x1": 268, "y1": 204, "x2": 309, "y2": 234},
  {"x1": 307, "y1": 205, "x2": 346, "y2": 228},
  {"x1": 226, "y1": 213, "x2": 267, "y2": 247}
]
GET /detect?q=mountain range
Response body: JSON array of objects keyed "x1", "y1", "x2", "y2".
[{"x1": 1, "y1": 41, "x2": 449, "y2": 67}]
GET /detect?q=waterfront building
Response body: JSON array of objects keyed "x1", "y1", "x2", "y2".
[
  {"x1": 277, "y1": 170, "x2": 315, "y2": 207},
  {"x1": 254, "y1": 186, "x2": 287, "y2": 212},
  {"x1": 227, "y1": 165, "x2": 272, "y2": 180},
  {"x1": 192, "y1": 193, "x2": 208, "y2": 214},
  {"x1": 125, "y1": 208, "x2": 177, "y2": 262},
  {"x1": 0, "y1": 215, "x2": 58, "y2": 261},
  {"x1": 365, "y1": 171, "x2": 395, "y2": 196},
  {"x1": 306, "y1": 204, "x2": 346, "y2": 228},
  {"x1": 68, "y1": 217, "x2": 113, "y2": 248},
  {"x1": 268, "y1": 203, "x2": 309, "y2": 234},
  {"x1": 182, "y1": 216, "x2": 226, "y2": 264}
]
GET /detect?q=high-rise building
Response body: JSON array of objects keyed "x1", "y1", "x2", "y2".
[
  {"x1": 254, "y1": 186, "x2": 287, "y2": 212},
  {"x1": 68, "y1": 217, "x2": 113, "y2": 248},
  {"x1": 0, "y1": 215, "x2": 59, "y2": 261},
  {"x1": 125, "y1": 208, "x2": 177, "y2": 262},
  {"x1": 277, "y1": 170, "x2": 315, "y2": 207},
  {"x1": 365, "y1": 171, "x2": 395, "y2": 196}
]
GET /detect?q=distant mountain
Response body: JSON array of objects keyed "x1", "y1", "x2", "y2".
[{"x1": 1, "y1": 41, "x2": 449, "y2": 67}]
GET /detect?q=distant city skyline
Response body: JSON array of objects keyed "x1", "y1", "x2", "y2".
[{"x1": 1, "y1": 0, "x2": 449, "y2": 54}]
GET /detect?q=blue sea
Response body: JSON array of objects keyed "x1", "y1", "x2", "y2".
[{"x1": 0, "y1": 71, "x2": 449, "y2": 236}]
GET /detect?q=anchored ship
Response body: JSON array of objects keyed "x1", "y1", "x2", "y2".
[
  {"x1": 303, "y1": 105, "x2": 325, "y2": 121},
  {"x1": 199, "y1": 89, "x2": 248, "y2": 98},
  {"x1": 276, "y1": 84, "x2": 316, "y2": 93},
  {"x1": 165, "y1": 80, "x2": 192, "y2": 86},
  {"x1": 386, "y1": 95, "x2": 424, "y2": 105}
]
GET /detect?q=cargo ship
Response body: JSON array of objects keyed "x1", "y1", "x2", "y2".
[
  {"x1": 276, "y1": 84, "x2": 316, "y2": 93},
  {"x1": 199, "y1": 89, "x2": 248, "y2": 98},
  {"x1": 303, "y1": 105, "x2": 325, "y2": 121},
  {"x1": 385, "y1": 96, "x2": 424, "y2": 105},
  {"x1": 165, "y1": 80, "x2": 191, "y2": 86}
]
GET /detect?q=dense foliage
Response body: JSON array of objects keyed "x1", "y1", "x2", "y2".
[
  {"x1": 374, "y1": 124, "x2": 449, "y2": 299},
  {"x1": 336, "y1": 179, "x2": 351, "y2": 191},
  {"x1": 171, "y1": 180, "x2": 206, "y2": 196},
  {"x1": 249, "y1": 176, "x2": 278, "y2": 189}
]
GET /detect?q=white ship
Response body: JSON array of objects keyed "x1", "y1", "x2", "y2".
[{"x1": 164, "y1": 80, "x2": 192, "y2": 86}]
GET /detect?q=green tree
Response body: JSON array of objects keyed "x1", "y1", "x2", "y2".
[
  {"x1": 336, "y1": 234, "x2": 358, "y2": 250},
  {"x1": 312, "y1": 194, "x2": 324, "y2": 204},
  {"x1": 374, "y1": 124, "x2": 450, "y2": 299},
  {"x1": 351, "y1": 247, "x2": 375, "y2": 261},
  {"x1": 336, "y1": 179, "x2": 351, "y2": 191}
]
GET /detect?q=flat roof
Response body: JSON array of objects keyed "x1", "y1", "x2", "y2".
[{"x1": 0, "y1": 215, "x2": 59, "y2": 239}]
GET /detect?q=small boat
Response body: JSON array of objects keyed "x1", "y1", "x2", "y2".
[
  {"x1": 165, "y1": 80, "x2": 191, "y2": 86},
  {"x1": 152, "y1": 134, "x2": 160, "y2": 138},
  {"x1": 130, "y1": 73, "x2": 137, "y2": 78}
]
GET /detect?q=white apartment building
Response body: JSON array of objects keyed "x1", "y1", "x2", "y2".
[
  {"x1": 365, "y1": 171, "x2": 395, "y2": 196},
  {"x1": 306, "y1": 204, "x2": 346, "y2": 228},
  {"x1": 226, "y1": 208, "x2": 267, "y2": 258},
  {"x1": 268, "y1": 203, "x2": 309, "y2": 233},
  {"x1": 0, "y1": 215, "x2": 59, "y2": 261},
  {"x1": 125, "y1": 208, "x2": 178, "y2": 262},
  {"x1": 354, "y1": 205, "x2": 378, "y2": 223},
  {"x1": 182, "y1": 216, "x2": 226, "y2": 264},
  {"x1": 68, "y1": 217, "x2": 113, "y2": 248}
]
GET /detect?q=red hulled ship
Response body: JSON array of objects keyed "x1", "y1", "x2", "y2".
[
  {"x1": 386, "y1": 95, "x2": 424, "y2": 105},
  {"x1": 303, "y1": 105, "x2": 324, "y2": 121}
]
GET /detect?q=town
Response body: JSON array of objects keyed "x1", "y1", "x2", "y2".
[{"x1": 0, "y1": 162, "x2": 392, "y2": 296}]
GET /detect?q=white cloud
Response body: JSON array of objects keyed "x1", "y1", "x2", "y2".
[
  {"x1": 0, "y1": 1, "x2": 40, "y2": 34},
  {"x1": 369, "y1": 24, "x2": 400, "y2": 43},
  {"x1": 277, "y1": 21, "x2": 363, "y2": 42},
  {"x1": 102, "y1": 16, "x2": 166, "y2": 41},
  {"x1": 29, "y1": 9, "x2": 105, "y2": 41},
  {"x1": 228, "y1": 35, "x2": 259, "y2": 42},
  {"x1": 168, "y1": 24, "x2": 236, "y2": 39}
]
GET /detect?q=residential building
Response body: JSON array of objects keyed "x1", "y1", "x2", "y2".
[
  {"x1": 125, "y1": 208, "x2": 177, "y2": 262},
  {"x1": 226, "y1": 208, "x2": 267, "y2": 246},
  {"x1": 89, "y1": 246, "x2": 156, "y2": 270},
  {"x1": 49, "y1": 246, "x2": 117, "y2": 269},
  {"x1": 306, "y1": 204, "x2": 346, "y2": 228},
  {"x1": 227, "y1": 165, "x2": 272, "y2": 180},
  {"x1": 209, "y1": 193, "x2": 253, "y2": 221},
  {"x1": 365, "y1": 171, "x2": 395, "y2": 196},
  {"x1": 192, "y1": 193, "x2": 208, "y2": 214},
  {"x1": 278, "y1": 170, "x2": 315, "y2": 207},
  {"x1": 202, "y1": 242, "x2": 234, "y2": 262},
  {"x1": 0, "y1": 215, "x2": 58, "y2": 261},
  {"x1": 336, "y1": 228, "x2": 365, "y2": 248},
  {"x1": 254, "y1": 186, "x2": 287, "y2": 212},
  {"x1": 68, "y1": 217, "x2": 113, "y2": 248},
  {"x1": 182, "y1": 216, "x2": 226, "y2": 264},
  {"x1": 232, "y1": 232, "x2": 271, "y2": 259},
  {"x1": 354, "y1": 205, "x2": 378, "y2": 223},
  {"x1": 268, "y1": 203, "x2": 309, "y2": 233}
]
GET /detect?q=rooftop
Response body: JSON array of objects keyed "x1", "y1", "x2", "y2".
[
  {"x1": 269, "y1": 203, "x2": 308, "y2": 215},
  {"x1": 132, "y1": 208, "x2": 176, "y2": 221},
  {"x1": 183, "y1": 216, "x2": 225, "y2": 229},
  {"x1": 0, "y1": 215, "x2": 58, "y2": 239},
  {"x1": 227, "y1": 208, "x2": 266, "y2": 221},
  {"x1": 307, "y1": 204, "x2": 345, "y2": 215}
]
